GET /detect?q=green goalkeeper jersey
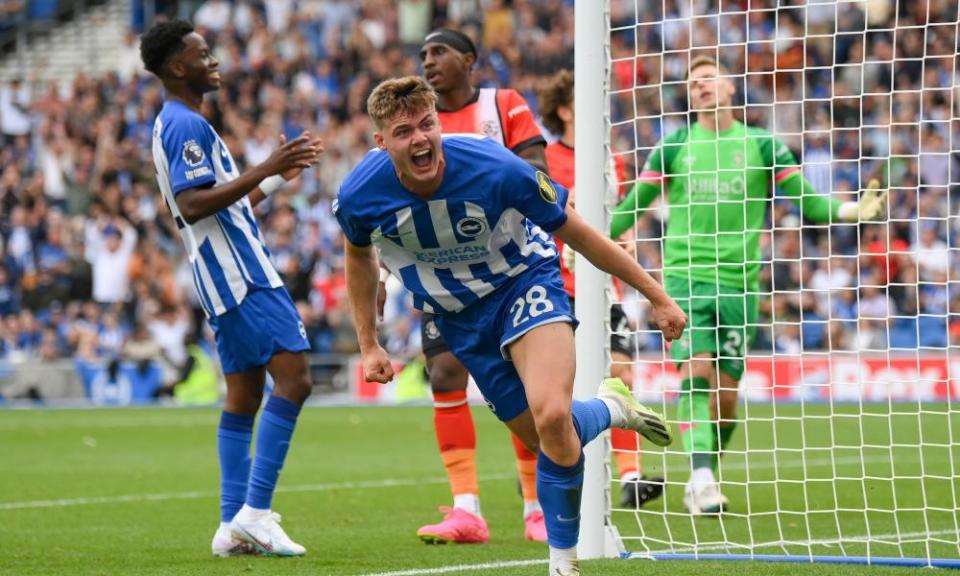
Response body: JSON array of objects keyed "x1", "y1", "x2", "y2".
[{"x1": 611, "y1": 120, "x2": 842, "y2": 291}]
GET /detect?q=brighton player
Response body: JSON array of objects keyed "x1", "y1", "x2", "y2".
[
  {"x1": 610, "y1": 56, "x2": 887, "y2": 515},
  {"x1": 337, "y1": 76, "x2": 685, "y2": 576},
  {"x1": 413, "y1": 28, "x2": 549, "y2": 542},
  {"x1": 141, "y1": 20, "x2": 323, "y2": 556},
  {"x1": 538, "y1": 69, "x2": 663, "y2": 509}
]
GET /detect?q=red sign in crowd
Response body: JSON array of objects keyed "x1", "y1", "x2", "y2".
[
  {"x1": 354, "y1": 354, "x2": 960, "y2": 404},
  {"x1": 631, "y1": 354, "x2": 960, "y2": 403}
]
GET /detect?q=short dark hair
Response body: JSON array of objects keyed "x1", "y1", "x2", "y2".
[{"x1": 140, "y1": 19, "x2": 194, "y2": 77}]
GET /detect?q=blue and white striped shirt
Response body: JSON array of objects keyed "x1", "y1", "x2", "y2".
[
  {"x1": 152, "y1": 100, "x2": 284, "y2": 317},
  {"x1": 335, "y1": 136, "x2": 569, "y2": 314}
]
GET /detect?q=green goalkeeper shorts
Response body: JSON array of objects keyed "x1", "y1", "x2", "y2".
[{"x1": 664, "y1": 276, "x2": 757, "y2": 380}]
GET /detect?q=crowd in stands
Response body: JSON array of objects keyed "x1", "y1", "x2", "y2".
[{"x1": 0, "y1": 0, "x2": 956, "y2": 396}]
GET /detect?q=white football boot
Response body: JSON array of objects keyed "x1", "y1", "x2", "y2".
[
  {"x1": 230, "y1": 504, "x2": 306, "y2": 556},
  {"x1": 211, "y1": 523, "x2": 257, "y2": 557},
  {"x1": 683, "y1": 480, "x2": 729, "y2": 515}
]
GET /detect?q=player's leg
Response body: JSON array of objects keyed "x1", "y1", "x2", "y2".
[
  {"x1": 228, "y1": 288, "x2": 312, "y2": 556},
  {"x1": 509, "y1": 321, "x2": 598, "y2": 575},
  {"x1": 609, "y1": 305, "x2": 664, "y2": 509},
  {"x1": 668, "y1": 279, "x2": 726, "y2": 514},
  {"x1": 212, "y1": 369, "x2": 264, "y2": 557},
  {"x1": 711, "y1": 289, "x2": 756, "y2": 478},
  {"x1": 417, "y1": 313, "x2": 490, "y2": 544}
]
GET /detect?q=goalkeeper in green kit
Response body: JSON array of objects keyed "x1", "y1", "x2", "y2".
[{"x1": 609, "y1": 56, "x2": 887, "y2": 515}]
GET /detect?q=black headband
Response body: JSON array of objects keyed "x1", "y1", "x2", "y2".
[{"x1": 423, "y1": 29, "x2": 477, "y2": 58}]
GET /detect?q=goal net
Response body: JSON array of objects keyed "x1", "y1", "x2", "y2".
[{"x1": 587, "y1": 0, "x2": 960, "y2": 567}]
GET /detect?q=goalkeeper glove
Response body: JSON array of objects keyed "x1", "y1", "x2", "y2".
[{"x1": 838, "y1": 179, "x2": 888, "y2": 222}]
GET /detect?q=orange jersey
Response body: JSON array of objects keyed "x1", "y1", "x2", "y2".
[
  {"x1": 546, "y1": 141, "x2": 627, "y2": 298},
  {"x1": 437, "y1": 88, "x2": 545, "y2": 153}
]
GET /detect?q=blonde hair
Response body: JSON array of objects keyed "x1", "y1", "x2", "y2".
[
  {"x1": 687, "y1": 55, "x2": 728, "y2": 80},
  {"x1": 367, "y1": 76, "x2": 438, "y2": 129}
]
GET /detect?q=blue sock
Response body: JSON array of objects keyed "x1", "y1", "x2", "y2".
[
  {"x1": 537, "y1": 450, "x2": 585, "y2": 549},
  {"x1": 246, "y1": 396, "x2": 302, "y2": 510},
  {"x1": 571, "y1": 399, "x2": 611, "y2": 446},
  {"x1": 218, "y1": 411, "x2": 254, "y2": 522}
]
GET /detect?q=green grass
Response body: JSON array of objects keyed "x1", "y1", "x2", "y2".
[{"x1": 0, "y1": 404, "x2": 957, "y2": 575}]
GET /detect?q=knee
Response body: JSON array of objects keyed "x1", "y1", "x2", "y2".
[
  {"x1": 533, "y1": 404, "x2": 573, "y2": 441},
  {"x1": 275, "y1": 372, "x2": 312, "y2": 404},
  {"x1": 427, "y1": 354, "x2": 468, "y2": 393},
  {"x1": 226, "y1": 388, "x2": 263, "y2": 414}
]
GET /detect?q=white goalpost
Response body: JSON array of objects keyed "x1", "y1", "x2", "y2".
[{"x1": 576, "y1": 0, "x2": 960, "y2": 568}]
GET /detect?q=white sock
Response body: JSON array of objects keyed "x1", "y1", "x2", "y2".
[
  {"x1": 620, "y1": 471, "x2": 640, "y2": 485},
  {"x1": 549, "y1": 545, "x2": 579, "y2": 571},
  {"x1": 220, "y1": 521, "x2": 231, "y2": 531},
  {"x1": 523, "y1": 499, "x2": 542, "y2": 517},
  {"x1": 599, "y1": 396, "x2": 626, "y2": 428},
  {"x1": 689, "y1": 466, "x2": 716, "y2": 494},
  {"x1": 453, "y1": 493, "x2": 481, "y2": 516}
]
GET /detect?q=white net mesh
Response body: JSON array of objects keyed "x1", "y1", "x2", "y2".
[{"x1": 603, "y1": 0, "x2": 960, "y2": 564}]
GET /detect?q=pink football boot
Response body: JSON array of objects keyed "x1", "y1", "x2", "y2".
[
  {"x1": 523, "y1": 510, "x2": 548, "y2": 542},
  {"x1": 417, "y1": 507, "x2": 490, "y2": 544}
]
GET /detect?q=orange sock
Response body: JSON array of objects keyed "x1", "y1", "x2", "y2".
[
  {"x1": 611, "y1": 428, "x2": 640, "y2": 479},
  {"x1": 511, "y1": 433, "x2": 538, "y2": 504},
  {"x1": 434, "y1": 390, "x2": 478, "y2": 496}
]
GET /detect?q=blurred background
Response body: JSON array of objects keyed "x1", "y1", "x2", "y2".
[{"x1": 0, "y1": 0, "x2": 955, "y2": 405}]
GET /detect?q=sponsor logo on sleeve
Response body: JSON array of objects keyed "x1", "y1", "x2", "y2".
[
  {"x1": 182, "y1": 140, "x2": 212, "y2": 180},
  {"x1": 536, "y1": 171, "x2": 558, "y2": 204}
]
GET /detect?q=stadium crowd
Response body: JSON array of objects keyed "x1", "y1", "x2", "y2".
[{"x1": 0, "y1": 0, "x2": 957, "y2": 395}]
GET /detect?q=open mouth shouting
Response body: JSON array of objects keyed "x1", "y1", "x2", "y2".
[{"x1": 411, "y1": 147, "x2": 434, "y2": 171}]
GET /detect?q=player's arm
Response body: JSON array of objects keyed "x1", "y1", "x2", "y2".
[
  {"x1": 503, "y1": 90, "x2": 550, "y2": 173},
  {"x1": 553, "y1": 207, "x2": 685, "y2": 341},
  {"x1": 344, "y1": 240, "x2": 394, "y2": 383},
  {"x1": 609, "y1": 136, "x2": 678, "y2": 238},
  {"x1": 610, "y1": 180, "x2": 662, "y2": 239},
  {"x1": 762, "y1": 132, "x2": 886, "y2": 224},
  {"x1": 514, "y1": 142, "x2": 549, "y2": 173},
  {"x1": 175, "y1": 133, "x2": 322, "y2": 223}
]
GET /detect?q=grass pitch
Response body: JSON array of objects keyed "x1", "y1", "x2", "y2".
[{"x1": 0, "y1": 404, "x2": 956, "y2": 575}]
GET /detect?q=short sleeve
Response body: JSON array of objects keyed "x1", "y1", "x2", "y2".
[
  {"x1": 162, "y1": 114, "x2": 217, "y2": 194},
  {"x1": 498, "y1": 90, "x2": 546, "y2": 153},
  {"x1": 504, "y1": 157, "x2": 569, "y2": 232},
  {"x1": 333, "y1": 195, "x2": 372, "y2": 247}
]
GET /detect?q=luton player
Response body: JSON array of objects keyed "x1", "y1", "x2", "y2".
[
  {"x1": 338, "y1": 75, "x2": 683, "y2": 576},
  {"x1": 538, "y1": 69, "x2": 664, "y2": 509},
  {"x1": 610, "y1": 56, "x2": 887, "y2": 514},
  {"x1": 410, "y1": 28, "x2": 550, "y2": 543}
]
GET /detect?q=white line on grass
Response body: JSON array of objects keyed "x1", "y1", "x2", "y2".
[
  {"x1": 354, "y1": 527, "x2": 960, "y2": 576},
  {"x1": 0, "y1": 473, "x2": 515, "y2": 511},
  {"x1": 0, "y1": 452, "x2": 926, "y2": 511},
  {"x1": 355, "y1": 559, "x2": 547, "y2": 576}
]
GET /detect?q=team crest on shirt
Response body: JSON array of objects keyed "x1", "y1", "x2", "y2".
[
  {"x1": 182, "y1": 140, "x2": 205, "y2": 167},
  {"x1": 456, "y1": 217, "x2": 487, "y2": 238},
  {"x1": 480, "y1": 120, "x2": 501, "y2": 139},
  {"x1": 425, "y1": 320, "x2": 440, "y2": 340},
  {"x1": 536, "y1": 171, "x2": 557, "y2": 204}
]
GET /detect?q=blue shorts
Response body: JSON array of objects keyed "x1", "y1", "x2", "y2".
[
  {"x1": 435, "y1": 263, "x2": 577, "y2": 422},
  {"x1": 208, "y1": 287, "x2": 310, "y2": 374}
]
